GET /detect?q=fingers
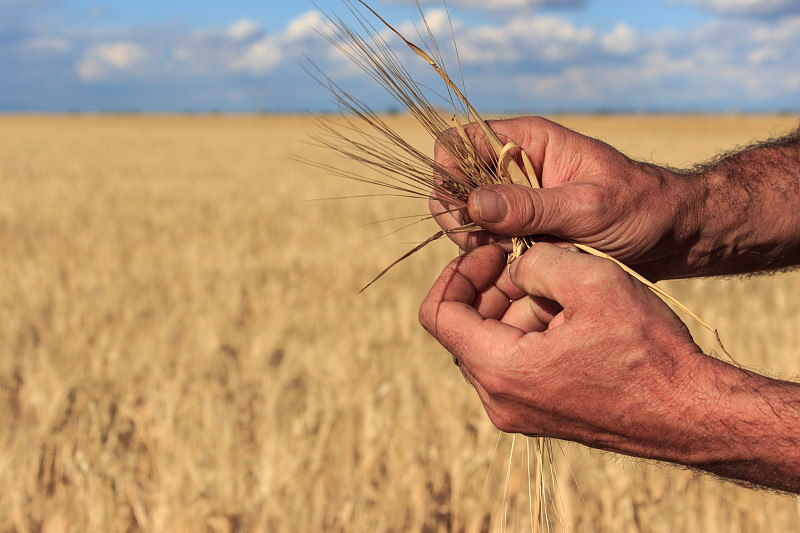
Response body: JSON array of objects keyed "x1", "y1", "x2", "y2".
[
  {"x1": 508, "y1": 242, "x2": 621, "y2": 306},
  {"x1": 419, "y1": 244, "x2": 507, "y2": 316},
  {"x1": 431, "y1": 116, "x2": 564, "y2": 250},
  {"x1": 433, "y1": 117, "x2": 620, "y2": 254},
  {"x1": 428, "y1": 192, "x2": 464, "y2": 232},
  {"x1": 501, "y1": 295, "x2": 562, "y2": 332},
  {"x1": 421, "y1": 297, "x2": 527, "y2": 379},
  {"x1": 467, "y1": 183, "x2": 596, "y2": 240},
  {"x1": 429, "y1": 192, "x2": 514, "y2": 253},
  {"x1": 419, "y1": 243, "x2": 594, "y2": 366},
  {"x1": 435, "y1": 116, "x2": 552, "y2": 173},
  {"x1": 419, "y1": 245, "x2": 528, "y2": 369}
]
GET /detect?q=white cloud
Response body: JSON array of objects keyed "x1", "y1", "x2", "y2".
[
  {"x1": 601, "y1": 23, "x2": 637, "y2": 55},
  {"x1": 227, "y1": 19, "x2": 262, "y2": 41},
  {"x1": 227, "y1": 11, "x2": 332, "y2": 75},
  {"x1": 452, "y1": 14, "x2": 594, "y2": 66},
  {"x1": 295, "y1": 4, "x2": 800, "y2": 112},
  {"x1": 401, "y1": 5, "x2": 799, "y2": 112},
  {"x1": 641, "y1": 52, "x2": 697, "y2": 79},
  {"x1": 77, "y1": 41, "x2": 147, "y2": 81},
  {"x1": 457, "y1": 31, "x2": 514, "y2": 63},
  {"x1": 389, "y1": 0, "x2": 589, "y2": 9},
  {"x1": 691, "y1": 0, "x2": 800, "y2": 16},
  {"x1": 787, "y1": 71, "x2": 800, "y2": 91},
  {"x1": 504, "y1": 15, "x2": 592, "y2": 41},
  {"x1": 748, "y1": 45, "x2": 781, "y2": 64},
  {"x1": 25, "y1": 36, "x2": 71, "y2": 55},
  {"x1": 232, "y1": 37, "x2": 282, "y2": 74},
  {"x1": 286, "y1": 10, "x2": 324, "y2": 40},
  {"x1": 5, "y1": 0, "x2": 800, "y2": 112},
  {"x1": 170, "y1": 45, "x2": 192, "y2": 63},
  {"x1": 418, "y1": 8, "x2": 450, "y2": 34},
  {"x1": 395, "y1": 8, "x2": 457, "y2": 47}
]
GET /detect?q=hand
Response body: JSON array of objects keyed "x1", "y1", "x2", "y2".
[
  {"x1": 431, "y1": 116, "x2": 696, "y2": 280},
  {"x1": 419, "y1": 243, "x2": 800, "y2": 492},
  {"x1": 419, "y1": 242, "x2": 705, "y2": 457}
]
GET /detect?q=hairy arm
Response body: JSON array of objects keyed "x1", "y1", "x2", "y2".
[
  {"x1": 419, "y1": 244, "x2": 800, "y2": 493},
  {"x1": 681, "y1": 128, "x2": 800, "y2": 277}
]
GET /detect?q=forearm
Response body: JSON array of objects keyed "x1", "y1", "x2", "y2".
[
  {"x1": 676, "y1": 126, "x2": 800, "y2": 277},
  {"x1": 692, "y1": 362, "x2": 800, "y2": 493},
  {"x1": 560, "y1": 349, "x2": 800, "y2": 493},
  {"x1": 649, "y1": 355, "x2": 800, "y2": 493}
]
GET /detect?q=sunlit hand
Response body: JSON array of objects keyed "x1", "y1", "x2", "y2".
[{"x1": 419, "y1": 243, "x2": 800, "y2": 493}]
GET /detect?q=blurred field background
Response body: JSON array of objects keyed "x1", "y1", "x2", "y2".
[{"x1": 2, "y1": 113, "x2": 800, "y2": 532}]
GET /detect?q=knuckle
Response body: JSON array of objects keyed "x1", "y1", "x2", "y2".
[
  {"x1": 513, "y1": 245, "x2": 542, "y2": 280},
  {"x1": 478, "y1": 344, "x2": 524, "y2": 398},
  {"x1": 480, "y1": 372, "x2": 508, "y2": 398},
  {"x1": 434, "y1": 128, "x2": 459, "y2": 163},
  {"x1": 519, "y1": 189, "x2": 542, "y2": 230},
  {"x1": 573, "y1": 260, "x2": 637, "y2": 310},
  {"x1": 577, "y1": 256, "x2": 625, "y2": 286},
  {"x1": 574, "y1": 184, "x2": 612, "y2": 222},
  {"x1": 498, "y1": 187, "x2": 541, "y2": 233},
  {"x1": 417, "y1": 299, "x2": 435, "y2": 333}
]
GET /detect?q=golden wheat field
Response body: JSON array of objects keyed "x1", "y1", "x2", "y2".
[{"x1": 2, "y1": 113, "x2": 800, "y2": 533}]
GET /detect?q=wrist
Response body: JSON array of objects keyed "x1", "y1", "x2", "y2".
[
  {"x1": 635, "y1": 162, "x2": 703, "y2": 279},
  {"x1": 676, "y1": 166, "x2": 748, "y2": 277},
  {"x1": 656, "y1": 162, "x2": 767, "y2": 278},
  {"x1": 669, "y1": 355, "x2": 800, "y2": 492},
  {"x1": 670, "y1": 130, "x2": 800, "y2": 277}
]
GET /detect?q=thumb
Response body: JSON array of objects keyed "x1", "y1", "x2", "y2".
[
  {"x1": 508, "y1": 242, "x2": 601, "y2": 305},
  {"x1": 467, "y1": 184, "x2": 585, "y2": 238}
]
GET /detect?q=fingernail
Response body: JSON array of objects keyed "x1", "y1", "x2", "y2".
[
  {"x1": 554, "y1": 242, "x2": 580, "y2": 253},
  {"x1": 498, "y1": 239, "x2": 514, "y2": 253},
  {"x1": 508, "y1": 258, "x2": 519, "y2": 278},
  {"x1": 477, "y1": 189, "x2": 507, "y2": 223}
]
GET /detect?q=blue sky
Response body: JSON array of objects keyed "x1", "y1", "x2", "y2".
[{"x1": 2, "y1": 0, "x2": 799, "y2": 113}]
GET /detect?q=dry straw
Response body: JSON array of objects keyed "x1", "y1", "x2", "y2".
[{"x1": 308, "y1": 0, "x2": 738, "y2": 528}]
